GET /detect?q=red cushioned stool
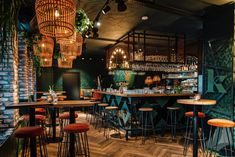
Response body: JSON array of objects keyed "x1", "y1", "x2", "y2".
[
  {"x1": 14, "y1": 126, "x2": 48, "y2": 157},
  {"x1": 58, "y1": 112, "x2": 78, "y2": 137},
  {"x1": 183, "y1": 111, "x2": 206, "y2": 156},
  {"x1": 58, "y1": 123, "x2": 90, "y2": 157}
]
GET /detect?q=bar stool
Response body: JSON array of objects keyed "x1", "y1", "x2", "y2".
[
  {"x1": 22, "y1": 114, "x2": 46, "y2": 126},
  {"x1": 58, "y1": 123, "x2": 90, "y2": 157},
  {"x1": 183, "y1": 111, "x2": 206, "y2": 156},
  {"x1": 206, "y1": 118, "x2": 235, "y2": 157},
  {"x1": 59, "y1": 112, "x2": 78, "y2": 136},
  {"x1": 14, "y1": 126, "x2": 48, "y2": 157},
  {"x1": 139, "y1": 107, "x2": 156, "y2": 144},
  {"x1": 35, "y1": 108, "x2": 46, "y2": 114},
  {"x1": 95, "y1": 103, "x2": 109, "y2": 129},
  {"x1": 104, "y1": 106, "x2": 121, "y2": 139},
  {"x1": 166, "y1": 106, "x2": 180, "y2": 140}
]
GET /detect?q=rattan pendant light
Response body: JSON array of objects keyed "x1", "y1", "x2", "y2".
[
  {"x1": 35, "y1": 0, "x2": 76, "y2": 38},
  {"x1": 33, "y1": 36, "x2": 54, "y2": 57},
  {"x1": 60, "y1": 33, "x2": 83, "y2": 57},
  {"x1": 58, "y1": 57, "x2": 74, "y2": 68}
]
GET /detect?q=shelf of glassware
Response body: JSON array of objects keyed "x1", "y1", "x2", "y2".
[{"x1": 162, "y1": 70, "x2": 198, "y2": 93}]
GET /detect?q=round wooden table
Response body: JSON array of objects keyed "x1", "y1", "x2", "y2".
[{"x1": 177, "y1": 99, "x2": 216, "y2": 157}]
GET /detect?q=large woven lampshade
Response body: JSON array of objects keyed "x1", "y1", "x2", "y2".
[
  {"x1": 60, "y1": 42, "x2": 83, "y2": 57},
  {"x1": 33, "y1": 36, "x2": 54, "y2": 57},
  {"x1": 57, "y1": 32, "x2": 83, "y2": 45},
  {"x1": 35, "y1": 0, "x2": 76, "y2": 38}
]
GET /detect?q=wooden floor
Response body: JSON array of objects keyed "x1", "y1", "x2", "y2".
[{"x1": 46, "y1": 113, "x2": 204, "y2": 157}]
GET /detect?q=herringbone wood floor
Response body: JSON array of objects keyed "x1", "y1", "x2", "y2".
[{"x1": 46, "y1": 113, "x2": 204, "y2": 157}]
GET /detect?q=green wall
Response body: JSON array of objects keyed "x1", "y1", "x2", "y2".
[
  {"x1": 202, "y1": 3, "x2": 235, "y2": 147},
  {"x1": 37, "y1": 55, "x2": 109, "y2": 92}
]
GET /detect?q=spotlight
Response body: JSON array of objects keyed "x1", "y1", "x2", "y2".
[
  {"x1": 117, "y1": 0, "x2": 127, "y2": 12},
  {"x1": 102, "y1": 5, "x2": 111, "y2": 14},
  {"x1": 94, "y1": 21, "x2": 101, "y2": 27}
]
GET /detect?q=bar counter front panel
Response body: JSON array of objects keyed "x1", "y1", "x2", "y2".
[{"x1": 97, "y1": 91, "x2": 193, "y2": 139}]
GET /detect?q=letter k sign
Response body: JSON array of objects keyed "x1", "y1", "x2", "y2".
[{"x1": 206, "y1": 69, "x2": 226, "y2": 93}]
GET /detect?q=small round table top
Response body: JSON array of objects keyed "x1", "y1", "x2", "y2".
[{"x1": 177, "y1": 99, "x2": 216, "y2": 106}]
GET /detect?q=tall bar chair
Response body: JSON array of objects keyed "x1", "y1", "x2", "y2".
[
  {"x1": 58, "y1": 123, "x2": 90, "y2": 157},
  {"x1": 183, "y1": 111, "x2": 206, "y2": 156},
  {"x1": 139, "y1": 107, "x2": 156, "y2": 144},
  {"x1": 166, "y1": 106, "x2": 180, "y2": 140},
  {"x1": 14, "y1": 126, "x2": 48, "y2": 157},
  {"x1": 206, "y1": 118, "x2": 235, "y2": 157}
]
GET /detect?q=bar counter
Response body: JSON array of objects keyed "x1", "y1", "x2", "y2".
[
  {"x1": 95, "y1": 90, "x2": 194, "y2": 140},
  {"x1": 96, "y1": 91, "x2": 194, "y2": 98}
]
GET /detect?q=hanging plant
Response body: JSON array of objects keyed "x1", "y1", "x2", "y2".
[
  {"x1": 0, "y1": 0, "x2": 25, "y2": 61},
  {"x1": 75, "y1": 9, "x2": 93, "y2": 35},
  {"x1": 22, "y1": 30, "x2": 43, "y2": 75}
]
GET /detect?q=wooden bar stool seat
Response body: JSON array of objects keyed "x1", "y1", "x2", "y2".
[
  {"x1": 98, "y1": 103, "x2": 109, "y2": 107},
  {"x1": 105, "y1": 106, "x2": 118, "y2": 110},
  {"x1": 206, "y1": 118, "x2": 235, "y2": 157},
  {"x1": 207, "y1": 119, "x2": 235, "y2": 128},
  {"x1": 139, "y1": 107, "x2": 153, "y2": 112}
]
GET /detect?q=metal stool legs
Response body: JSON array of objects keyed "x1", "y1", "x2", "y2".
[
  {"x1": 140, "y1": 110, "x2": 156, "y2": 144},
  {"x1": 206, "y1": 127, "x2": 233, "y2": 157}
]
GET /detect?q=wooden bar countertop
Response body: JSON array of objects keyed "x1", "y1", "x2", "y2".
[{"x1": 95, "y1": 91, "x2": 194, "y2": 98}]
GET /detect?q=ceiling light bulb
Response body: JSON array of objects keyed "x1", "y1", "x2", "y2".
[
  {"x1": 55, "y1": 9, "x2": 60, "y2": 17},
  {"x1": 121, "y1": 51, "x2": 124, "y2": 54},
  {"x1": 44, "y1": 58, "x2": 47, "y2": 61},
  {"x1": 111, "y1": 55, "x2": 114, "y2": 58},
  {"x1": 114, "y1": 51, "x2": 116, "y2": 55},
  {"x1": 110, "y1": 60, "x2": 112, "y2": 63},
  {"x1": 96, "y1": 21, "x2": 101, "y2": 27},
  {"x1": 141, "y1": 15, "x2": 149, "y2": 21},
  {"x1": 42, "y1": 43, "x2": 45, "y2": 47},
  {"x1": 123, "y1": 55, "x2": 126, "y2": 59}
]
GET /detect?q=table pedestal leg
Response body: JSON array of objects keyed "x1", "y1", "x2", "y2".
[
  {"x1": 29, "y1": 108, "x2": 37, "y2": 157},
  {"x1": 69, "y1": 108, "x2": 75, "y2": 157},
  {"x1": 193, "y1": 106, "x2": 198, "y2": 157},
  {"x1": 46, "y1": 108, "x2": 62, "y2": 143}
]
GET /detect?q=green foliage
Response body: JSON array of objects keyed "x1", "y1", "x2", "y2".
[{"x1": 75, "y1": 9, "x2": 93, "y2": 35}]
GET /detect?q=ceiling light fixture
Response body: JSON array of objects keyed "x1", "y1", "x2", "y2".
[
  {"x1": 102, "y1": 5, "x2": 111, "y2": 14},
  {"x1": 141, "y1": 15, "x2": 149, "y2": 21},
  {"x1": 117, "y1": 0, "x2": 127, "y2": 12}
]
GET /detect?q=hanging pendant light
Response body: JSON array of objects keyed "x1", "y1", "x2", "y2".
[
  {"x1": 58, "y1": 56, "x2": 74, "y2": 68},
  {"x1": 35, "y1": 0, "x2": 76, "y2": 38},
  {"x1": 60, "y1": 33, "x2": 83, "y2": 57},
  {"x1": 33, "y1": 36, "x2": 54, "y2": 58},
  {"x1": 40, "y1": 57, "x2": 53, "y2": 67}
]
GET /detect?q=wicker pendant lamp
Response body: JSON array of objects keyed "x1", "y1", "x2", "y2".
[
  {"x1": 35, "y1": 0, "x2": 76, "y2": 38},
  {"x1": 40, "y1": 57, "x2": 53, "y2": 67},
  {"x1": 56, "y1": 32, "x2": 82, "y2": 45},
  {"x1": 58, "y1": 57, "x2": 74, "y2": 68},
  {"x1": 33, "y1": 36, "x2": 54, "y2": 58}
]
